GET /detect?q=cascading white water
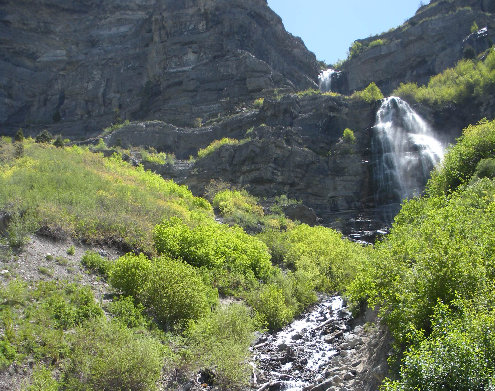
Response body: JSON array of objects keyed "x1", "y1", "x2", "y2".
[
  {"x1": 318, "y1": 69, "x2": 337, "y2": 92},
  {"x1": 372, "y1": 97, "x2": 444, "y2": 217}
]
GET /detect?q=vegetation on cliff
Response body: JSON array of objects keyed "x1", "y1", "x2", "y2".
[{"x1": 394, "y1": 48, "x2": 495, "y2": 105}]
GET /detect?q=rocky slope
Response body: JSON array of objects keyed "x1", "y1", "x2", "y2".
[
  {"x1": 103, "y1": 94, "x2": 386, "y2": 235},
  {"x1": 0, "y1": 0, "x2": 319, "y2": 138},
  {"x1": 335, "y1": 0, "x2": 495, "y2": 95}
]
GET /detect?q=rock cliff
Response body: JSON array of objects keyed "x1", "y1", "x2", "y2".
[
  {"x1": 335, "y1": 0, "x2": 495, "y2": 95},
  {"x1": 0, "y1": 0, "x2": 319, "y2": 138}
]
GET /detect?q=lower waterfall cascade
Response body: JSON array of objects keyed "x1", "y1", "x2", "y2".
[{"x1": 371, "y1": 96, "x2": 444, "y2": 218}]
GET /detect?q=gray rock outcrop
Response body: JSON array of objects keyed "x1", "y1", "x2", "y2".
[
  {"x1": 335, "y1": 0, "x2": 495, "y2": 95},
  {"x1": 0, "y1": 0, "x2": 319, "y2": 138}
]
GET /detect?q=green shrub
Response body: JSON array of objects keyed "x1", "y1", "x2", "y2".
[
  {"x1": 349, "y1": 178, "x2": 495, "y2": 347},
  {"x1": 24, "y1": 366, "x2": 59, "y2": 391},
  {"x1": 107, "y1": 296, "x2": 149, "y2": 329},
  {"x1": 342, "y1": 128, "x2": 356, "y2": 143},
  {"x1": 247, "y1": 283, "x2": 294, "y2": 331},
  {"x1": 81, "y1": 250, "x2": 112, "y2": 277},
  {"x1": 143, "y1": 256, "x2": 217, "y2": 329},
  {"x1": 383, "y1": 300, "x2": 495, "y2": 391},
  {"x1": 109, "y1": 253, "x2": 151, "y2": 298},
  {"x1": 472, "y1": 157, "x2": 495, "y2": 181},
  {"x1": 14, "y1": 129, "x2": 24, "y2": 143},
  {"x1": 35, "y1": 130, "x2": 52, "y2": 144},
  {"x1": 393, "y1": 50, "x2": 495, "y2": 106},
  {"x1": 186, "y1": 303, "x2": 258, "y2": 388},
  {"x1": 369, "y1": 39, "x2": 386, "y2": 48},
  {"x1": 197, "y1": 138, "x2": 240, "y2": 159},
  {"x1": 253, "y1": 97, "x2": 264, "y2": 108},
  {"x1": 53, "y1": 136, "x2": 64, "y2": 148},
  {"x1": 0, "y1": 141, "x2": 213, "y2": 253},
  {"x1": 64, "y1": 318, "x2": 164, "y2": 391},
  {"x1": 213, "y1": 189, "x2": 264, "y2": 230},
  {"x1": 153, "y1": 217, "x2": 273, "y2": 291},
  {"x1": 351, "y1": 82, "x2": 384, "y2": 103},
  {"x1": 471, "y1": 21, "x2": 479, "y2": 33},
  {"x1": 349, "y1": 41, "x2": 364, "y2": 58},
  {"x1": 66, "y1": 245, "x2": 75, "y2": 256},
  {"x1": 428, "y1": 119, "x2": 495, "y2": 196},
  {"x1": 110, "y1": 253, "x2": 216, "y2": 330}
]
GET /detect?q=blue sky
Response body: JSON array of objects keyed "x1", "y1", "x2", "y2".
[{"x1": 267, "y1": 0, "x2": 425, "y2": 65}]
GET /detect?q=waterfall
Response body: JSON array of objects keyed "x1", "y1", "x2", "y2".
[
  {"x1": 372, "y1": 97, "x2": 444, "y2": 217},
  {"x1": 318, "y1": 69, "x2": 337, "y2": 92}
]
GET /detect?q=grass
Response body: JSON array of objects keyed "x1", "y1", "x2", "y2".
[
  {"x1": 197, "y1": 138, "x2": 250, "y2": 159},
  {"x1": 0, "y1": 139, "x2": 212, "y2": 253}
]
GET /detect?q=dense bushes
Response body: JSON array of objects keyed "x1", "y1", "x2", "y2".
[
  {"x1": 0, "y1": 141, "x2": 213, "y2": 252},
  {"x1": 351, "y1": 82, "x2": 384, "y2": 103},
  {"x1": 197, "y1": 138, "x2": 242, "y2": 159},
  {"x1": 394, "y1": 49, "x2": 495, "y2": 105},
  {"x1": 110, "y1": 253, "x2": 217, "y2": 329},
  {"x1": 153, "y1": 217, "x2": 273, "y2": 293},
  {"x1": 213, "y1": 189, "x2": 264, "y2": 230},
  {"x1": 0, "y1": 280, "x2": 166, "y2": 391},
  {"x1": 64, "y1": 319, "x2": 164, "y2": 391},
  {"x1": 349, "y1": 118, "x2": 495, "y2": 389},
  {"x1": 427, "y1": 119, "x2": 495, "y2": 195},
  {"x1": 186, "y1": 303, "x2": 258, "y2": 389}
]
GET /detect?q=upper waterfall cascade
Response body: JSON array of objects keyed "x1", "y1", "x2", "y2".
[
  {"x1": 318, "y1": 69, "x2": 338, "y2": 92},
  {"x1": 372, "y1": 97, "x2": 444, "y2": 214}
]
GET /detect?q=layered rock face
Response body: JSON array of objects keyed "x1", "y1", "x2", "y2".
[
  {"x1": 106, "y1": 94, "x2": 382, "y2": 234},
  {"x1": 0, "y1": 0, "x2": 319, "y2": 138},
  {"x1": 336, "y1": 0, "x2": 495, "y2": 95}
]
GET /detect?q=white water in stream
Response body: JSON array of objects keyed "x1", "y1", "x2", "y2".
[
  {"x1": 253, "y1": 296, "x2": 348, "y2": 391},
  {"x1": 372, "y1": 97, "x2": 444, "y2": 217}
]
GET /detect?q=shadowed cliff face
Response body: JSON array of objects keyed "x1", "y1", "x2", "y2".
[
  {"x1": 0, "y1": 0, "x2": 319, "y2": 138},
  {"x1": 335, "y1": 0, "x2": 495, "y2": 95}
]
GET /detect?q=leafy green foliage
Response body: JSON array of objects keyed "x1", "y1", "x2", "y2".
[
  {"x1": 24, "y1": 366, "x2": 60, "y2": 391},
  {"x1": 35, "y1": 130, "x2": 52, "y2": 144},
  {"x1": 14, "y1": 129, "x2": 24, "y2": 143},
  {"x1": 253, "y1": 97, "x2": 264, "y2": 108},
  {"x1": 383, "y1": 300, "x2": 495, "y2": 391},
  {"x1": 394, "y1": 50, "x2": 495, "y2": 105},
  {"x1": 110, "y1": 252, "x2": 217, "y2": 329},
  {"x1": 0, "y1": 141, "x2": 212, "y2": 252},
  {"x1": 81, "y1": 250, "x2": 112, "y2": 277},
  {"x1": 144, "y1": 256, "x2": 217, "y2": 329},
  {"x1": 349, "y1": 41, "x2": 364, "y2": 58},
  {"x1": 153, "y1": 217, "x2": 273, "y2": 294},
  {"x1": 348, "y1": 116, "x2": 495, "y2": 388},
  {"x1": 197, "y1": 138, "x2": 241, "y2": 159},
  {"x1": 213, "y1": 189, "x2": 264, "y2": 231},
  {"x1": 109, "y1": 253, "x2": 152, "y2": 298},
  {"x1": 64, "y1": 318, "x2": 164, "y2": 391},
  {"x1": 107, "y1": 296, "x2": 150, "y2": 329},
  {"x1": 351, "y1": 82, "x2": 384, "y2": 103},
  {"x1": 428, "y1": 119, "x2": 495, "y2": 196},
  {"x1": 186, "y1": 303, "x2": 258, "y2": 389},
  {"x1": 342, "y1": 128, "x2": 356, "y2": 143},
  {"x1": 247, "y1": 283, "x2": 295, "y2": 331}
]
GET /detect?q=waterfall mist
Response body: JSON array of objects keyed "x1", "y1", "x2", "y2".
[{"x1": 372, "y1": 97, "x2": 444, "y2": 219}]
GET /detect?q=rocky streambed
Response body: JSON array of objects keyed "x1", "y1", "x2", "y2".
[{"x1": 251, "y1": 296, "x2": 391, "y2": 391}]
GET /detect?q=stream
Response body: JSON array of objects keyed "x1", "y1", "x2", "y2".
[{"x1": 251, "y1": 296, "x2": 357, "y2": 391}]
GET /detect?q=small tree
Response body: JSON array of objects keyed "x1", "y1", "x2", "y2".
[
  {"x1": 471, "y1": 21, "x2": 479, "y2": 33},
  {"x1": 342, "y1": 128, "x2": 356, "y2": 143},
  {"x1": 35, "y1": 130, "x2": 52, "y2": 144},
  {"x1": 14, "y1": 128, "x2": 24, "y2": 142},
  {"x1": 53, "y1": 135, "x2": 64, "y2": 148}
]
